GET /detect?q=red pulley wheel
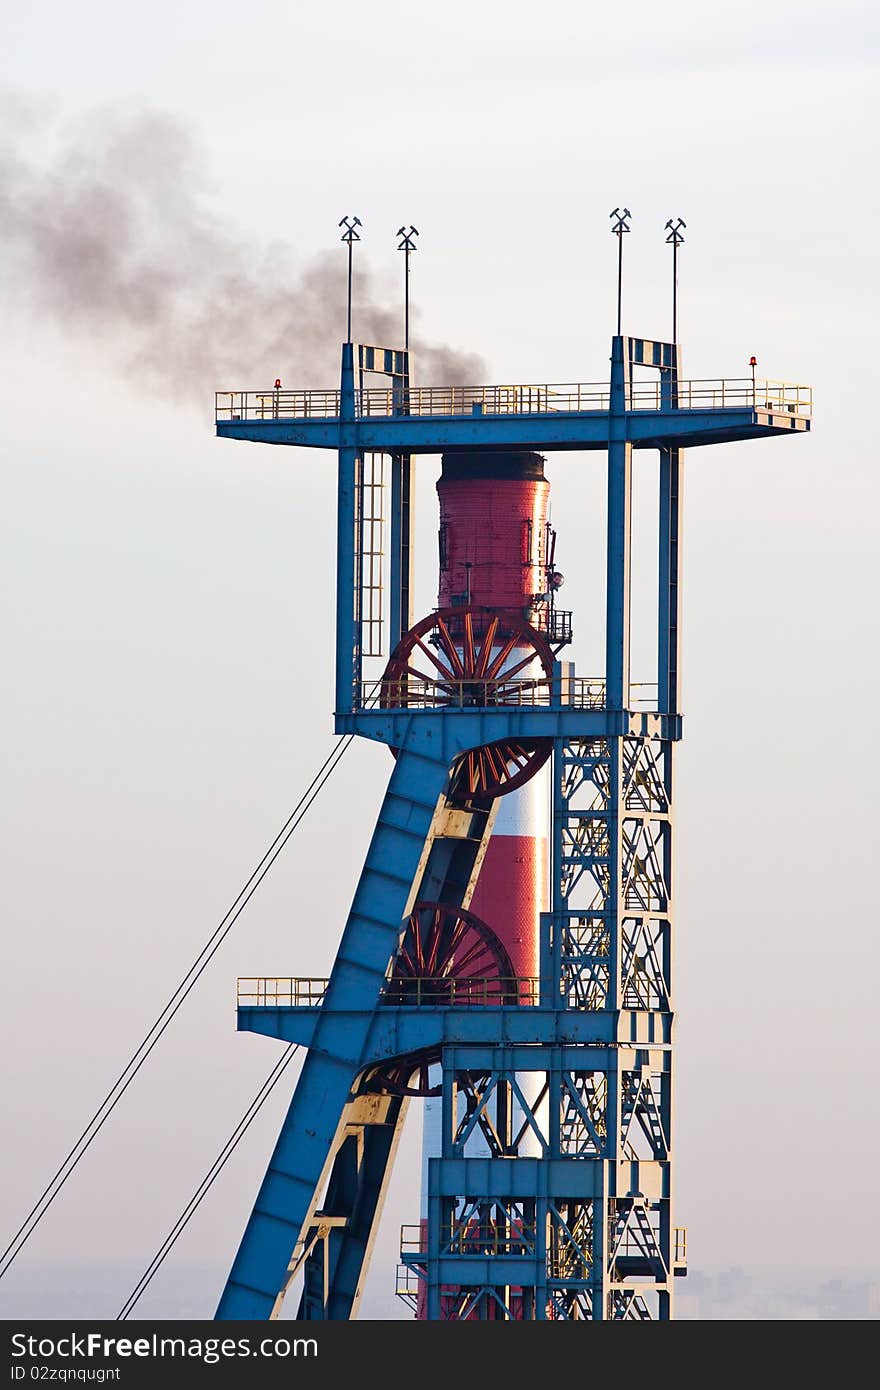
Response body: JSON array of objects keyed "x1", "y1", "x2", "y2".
[
  {"x1": 379, "y1": 605, "x2": 554, "y2": 798},
  {"x1": 363, "y1": 902, "x2": 518, "y2": 1097}
]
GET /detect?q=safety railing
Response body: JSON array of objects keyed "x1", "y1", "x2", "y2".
[
  {"x1": 357, "y1": 676, "x2": 658, "y2": 713},
  {"x1": 237, "y1": 977, "x2": 328, "y2": 1007},
  {"x1": 238, "y1": 976, "x2": 544, "y2": 1008},
  {"x1": 357, "y1": 378, "x2": 811, "y2": 417},
  {"x1": 400, "y1": 1223, "x2": 537, "y2": 1257},
  {"x1": 672, "y1": 378, "x2": 811, "y2": 415},
  {"x1": 362, "y1": 675, "x2": 556, "y2": 710},
  {"x1": 215, "y1": 378, "x2": 811, "y2": 423},
  {"x1": 537, "y1": 607, "x2": 573, "y2": 646},
  {"x1": 446, "y1": 1224, "x2": 537, "y2": 1255},
  {"x1": 395, "y1": 1263, "x2": 422, "y2": 1302},
  {"x1": 400, "y1": 1226, "x2": 427, "y2": 1256},
  {"x1": 361, "y1": 383, "x2": 606, "y2": 416},
  {"x1": 215, "y1": 389, "x2": 341, "y2": 421},
  {"x1": 383, "y1": 976, "x2": 540, "y2": 1007},
  {"x1": 674, "y1": 1226, "x2": 688, "y2": 1264}
]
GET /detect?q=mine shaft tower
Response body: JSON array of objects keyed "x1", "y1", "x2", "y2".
[{"x1": 211, "y1": 247, "x2": 811, "y2": 1320}]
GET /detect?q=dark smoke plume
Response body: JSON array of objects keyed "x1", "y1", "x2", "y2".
[{"x1": 0, "y1": 99, "x2": 486, "y2": 399}]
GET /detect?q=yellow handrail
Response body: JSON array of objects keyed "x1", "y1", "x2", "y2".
[
  {"x1": 215, "y1": 378, "x2": 812, "y2": 423},
  {"x1": 357, "y1": 675, "x2": 659, "y2": 713},
  {"x1": 238, "y1": 975, "x2": 547, "y2": 1007}
]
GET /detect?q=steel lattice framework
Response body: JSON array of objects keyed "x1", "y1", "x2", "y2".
[{"x1": 212, "y1": 332, "x2": 809, "y2": 1320}]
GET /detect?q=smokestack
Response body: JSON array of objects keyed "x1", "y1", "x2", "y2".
[
  {"x1": 437, "y1": 451, "x2": 549, "y2": 628},
  {"x1": 418, "y1": 448, "x2": 553, "y2": 1318},
  {"x1": 436, "y1": 449, "x2": 549, "y2": 979}
]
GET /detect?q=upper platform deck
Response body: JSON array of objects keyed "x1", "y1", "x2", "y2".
[{"x1": 215, "y1": 375, "x2": 812, "y2": 452}]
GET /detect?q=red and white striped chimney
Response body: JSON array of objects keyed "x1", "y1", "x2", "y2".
[
  {"x1": 417, "y1": 451, "x2": 552, "y2": 1318},
  {"x1": 436, "y1": 450, "x2": 550, "y2": 979}
]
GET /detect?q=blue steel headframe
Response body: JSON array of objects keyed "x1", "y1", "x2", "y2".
[{"x1": 213, "y1": 335, "x2": 810, "y2": 1321}]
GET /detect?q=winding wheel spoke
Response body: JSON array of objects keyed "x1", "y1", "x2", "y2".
[
  {"x1": 368, "y1": 903, "x2": 518, "y2": 1097},
  {"x1": 380, "y1": 605, "x2": 554, "y2": 797}
]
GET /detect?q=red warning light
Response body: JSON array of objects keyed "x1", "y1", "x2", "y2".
[
  {"x1": 274, "y1": 378, "x2": 282, "y2": 389},
  {"x1": 749, "y1": 357, "x2": 757, "y2": 367}
]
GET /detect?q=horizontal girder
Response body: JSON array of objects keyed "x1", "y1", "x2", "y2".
[
  {"x1": 237, "y1": 1004, "x2": 673, "y2": 1053},
  {"x1": 217, "y1": 405, "x2": 808, "y2": 453},
  {"x1": 336, "y1": 706, "x2": 682, "y2": 748}
]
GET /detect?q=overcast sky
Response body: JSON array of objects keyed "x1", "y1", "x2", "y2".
[{"x1": 1, "y1": 0, "x2": 878, "y2": 1320}]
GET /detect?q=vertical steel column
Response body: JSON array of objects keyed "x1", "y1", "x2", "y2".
[
  {"x1": 389, "y1": 454, "x2": 414, "y2": 651},
  {"x1": 659, "y1": 346, "x2": 683, "y2": 717},
  {"x1": 388, "y1": 351, "x2": 414, "y2": 653},
  {"x1": 658, "y1": 449, "x2": 682, "y2": 716},
  {"x1": 541, "y1": 679, "x2": 566, "y2": 1003},
  {"x1": 603, "y1": 733, "x2": 624, "y2": 1323},
  {"x1": 603, "y1": 335, "x2": 632, "y2": 1315},
  {"x1": 606, "y1": 336, "x2": 632, "y2": 710},
  {"x1": 657, "y1": 353, "x2": 683, "y2": 1321},
  {"x1": 336, "y1": 343, "x2": 360, "y2": 715}
]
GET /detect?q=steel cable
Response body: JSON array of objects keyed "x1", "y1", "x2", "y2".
[
  {"x1": 116, "y1": 1043, "x2": 299, "y2": 1320},
  {"x1": 0, "y1": 736, "x2": 353, "y2": 1282}
]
